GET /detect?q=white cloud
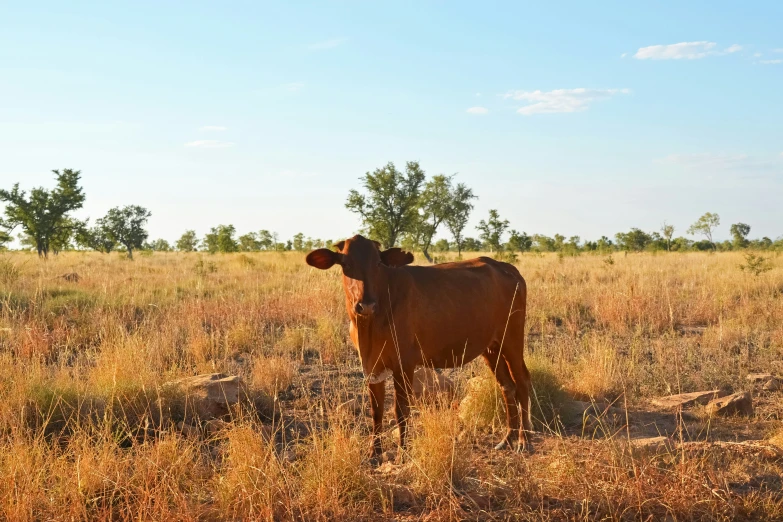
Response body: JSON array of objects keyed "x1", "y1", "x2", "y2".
[
  {"x1": 760, "y1": 59, "x2": 782, "y2": 64},
  {"x1": 754, "y1": 52, "x2": 763, "y2": 58},
  {"x1": 475, "y1": 92, "x2": 481, "y2": 97},
  {"x1": 466, "y1": 106, "x2": 488, "y2": 115},
  {"x1": 620, "y1": 52, "x2": 628, "y2": 58},
  {"x1": 633, "y1": 41, "x2": 740, "y2": 60},
  {"x1": 184, "y1": 140, "x2": 235, "y2": 149},
  {"x1": 774, "y1": 48, "x2": 783, "y2": 53},
  {"x1": 283, "y1": 82, "x2": 305, "y2": 92},
  {"x1": 308, "y1": 38, "x2": 345, "y2": 51},
  {"x1": 199, "y1": 125, "x2": 227, "y2": 132},
  {"x1": 503, "y1": 88, "x2": 629, "y2": 115}
]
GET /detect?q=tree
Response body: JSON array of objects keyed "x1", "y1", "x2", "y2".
[
  {"x1": 0, "y1": 229, "x2": 10, "y2": 249},
  {"x1": 416, "y1": 174, "x2": 456, "y2": 262},
  {"x1": 75, "y1": 223, "x2": 116, "y2": 253},
  {"x1": 533, "y1": 234, "x2": 556, "y2": 252},
  {"x1": 661, "y1": 222, "x2": 675, "y2": 252},
  {"x1": 202, "y1": 225, "x2": 239, "y2": 254},
  {"x1": 444, "y1": 182, "x2": 477, "y2": 257},
  {"x1": 687, "y1": 212, "x2": 720, "y2": 251},
  {"x1": 257, "y1": 230, "x2": 275, "y2": 251},
  {"x1": 238, "y1": 232, "x2": 261, "y2": 252},
  {"x1": 292, "y1": 232, "x2": 306, "y2": 252},
  {"x1": 176, "y1": 230, "x2": 199, "y2": 252},
  {"x1": 433, "y1": 239, "x2": 450, "y2": 252},
  {"x1": 730, "y1": 223, "x2": 751, "y2": 249},
  {"x1": 0, "y1": 169, "x2": 86, "y2": 258},
  {"x1": 462, "y1": 237, "x2": 482, "y2": 251},
  {"x1": 147, "y1": 239, "x2": 172, "y2": 252},
  {"x1": 615, "y1": 228, "x2": 652, "y2": 252},
  {"x1": 98, "y1": 205, "x2": 151, "y2": 259},
  {"x1": 345, "y1": 161, "x2": 426, "y2": 248},
  {"x1": 507, "y1": 230, "x2": 532, "y2": 253},
  {"x1": 477, "y1": 209, "x2": 509, "y2": 253}
]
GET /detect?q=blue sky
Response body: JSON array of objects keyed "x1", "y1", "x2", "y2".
[{"x1": 1, "y1": 1, "x2": 781, "y2": 245}]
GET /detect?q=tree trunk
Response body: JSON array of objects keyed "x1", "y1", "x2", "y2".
[
  {"x1": 422, "y1": 249, "x2": 433, "y2": 263},
  {"x1": 127, "y1": 246, "x2": 134, "y2": 260}
]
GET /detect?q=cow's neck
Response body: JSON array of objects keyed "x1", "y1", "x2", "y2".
[{"x1": 346, "y1": 266, "x2": 395, "y2": 376}]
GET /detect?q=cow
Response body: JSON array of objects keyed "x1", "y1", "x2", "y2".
[{"x1": 306, "y1": 234, "x2": 533, "y2": 459}]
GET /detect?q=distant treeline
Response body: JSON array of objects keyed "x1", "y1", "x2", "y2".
[{"x1": 2, "y1": 167, "x2": 781, "y2": 259}]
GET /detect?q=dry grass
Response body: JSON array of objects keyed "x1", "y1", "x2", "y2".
[{"x1": 0, "y1": 250, "x2": 781, "y2": 520}]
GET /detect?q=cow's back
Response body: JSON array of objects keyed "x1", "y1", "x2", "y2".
[{"x1": 389, "y1": 257, "x2": 526, "y2": 367}]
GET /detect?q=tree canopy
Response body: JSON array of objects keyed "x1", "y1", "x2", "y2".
[
  {"x1": 98, "y1": 205, "x2": 151, "y2": 259},
  {"x1": 345, "y1": 161, "x2": 426, "y2": 249},
  {"x1": 0, "y1": 169, "x2": 86, "y2": 258}
]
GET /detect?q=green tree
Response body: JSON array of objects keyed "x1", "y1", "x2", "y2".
[
  {"x1": 477, "y1": 209, "x2": 509, "y2": 253},
  {"x1": 533, "y1": 234, "x2": 556, "y2": 252},
  {"x1": 416, "y1": 174, "x2": 457, "y2": 262},
  {"x1": 0, "y1": 169, "x2": 86, "y2": 258},
  {"x1": 730, "y1": 223, "x2": 751, "y2": 249},
  {"x1": 462, "y1": 237, "x2": 482, "y2": 251},
  {"x1": 507, "y1": 230, "x2": 532, "y2": 253},
  {"x1": 596, "y1": 236, "x2": 613, "y2": 252},
  {"x1": 238, "y1": 232, "x2": 261, "y2": 252},
  {"x1": 257, "y1": 230, "x2": 275, "y2": 251},
  {"x1": 687, "y1": 212, "x2": 720, "y2": 251},
  {"x1": 433, "y1": 239, "x2": 450, "y2": 252},
  {"x1": 345, "y1": 161, "x2": 426, "y2": 248},
  {"x1": 615, "y1": 228, "x2": 652, "y2": 252},
  {"x1": 202, "y1": 225, "x2": 239, "y2": 254},
  {"x1": 661, "y1": 222, "x2": 675, "y2": 251},
  {"x1": 292, "y1": 232, "x2": 306, "y2": 251},
  {"x1": 0, "y1": 230, "x2": 10, "y2": 249},
  {"x1": 443, "y1": 182, "x2": 477, "y2": 258},
  {"x1": 98, "y1": 205, "x2": 151, "y2": 259},
  {"x1": 75, "y1": 223, "x2": 116, "y2": 253},
  {"x1": 176, "y1": 230, "x2": 199, "y2": 252},
  {"x1": 147, "y1": 238, "x2": 172, "y2": 252}
]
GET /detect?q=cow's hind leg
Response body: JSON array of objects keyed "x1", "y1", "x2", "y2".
[
  {"x1": 502, "y1": 340, "x2": 535, "y2": 453},
  {"x1": 482, "y1": 345, "x2": 520, "y2": 451}
]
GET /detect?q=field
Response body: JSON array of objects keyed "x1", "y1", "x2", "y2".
[{"x1": 0, "y1": 250, "x2": 782, "y2": 521}]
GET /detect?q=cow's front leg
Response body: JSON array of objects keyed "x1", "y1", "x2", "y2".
[
  {"x1": 392, "y1": 366, "x2": 415, "y2": 457},
  {"x1": 368, "y1": 380, "x2": 385, "y2": 461}
]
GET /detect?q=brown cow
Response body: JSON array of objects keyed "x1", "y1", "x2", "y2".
[{"x1": 306, "y1": 235, "x2": 533, "y2": 459}]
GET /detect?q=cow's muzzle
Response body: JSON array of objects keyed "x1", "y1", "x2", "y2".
[{"x1": 354, "y1": 301, "x2": 377, "y2": 316}]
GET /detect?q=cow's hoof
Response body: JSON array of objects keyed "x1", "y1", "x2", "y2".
[{"x1": 514, "y1": 440, "x2": 535, "y2": 454}]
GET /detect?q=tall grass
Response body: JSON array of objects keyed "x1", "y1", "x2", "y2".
[{"x1": 0, "y1": 250, "x2": 780, "y2": 520}]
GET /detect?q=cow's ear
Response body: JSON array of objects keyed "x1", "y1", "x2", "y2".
[
  {"x1": 333, "y1": 241, "x2": 346, "y2": 252},
  {"x1": 380, "y1": 248, "x2": 414, "y2": 267},
  {"x1": 371, "y1": 240, "x2": 382, "y2": 250},
  {"x1": 306, "y1": 249, "x2": 342, "y2": 270}
]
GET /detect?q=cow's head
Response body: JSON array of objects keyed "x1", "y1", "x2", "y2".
[{"x1": 306, "y1": 235, "x2": 413, "y2": 317}]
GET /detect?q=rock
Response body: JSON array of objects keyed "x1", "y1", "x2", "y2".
[
  {"x1": 747, "y1": 373, "x2": 781, "y2": 392},
  {"x1": 651, "y1": 390, "x2": 722, "y2": 410},
  {"x1": 705, "y1": 391, "x2": 753, "y2": 417},
  {"x1": 411, "y1": 367, "x2": 455, "y2": 400},
  {"x1": 165, "y1": 373, "x2": 246, "y2": 420},
  {"x1": 630, "y1": 436, "x2": 671, "y2": 451}
]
